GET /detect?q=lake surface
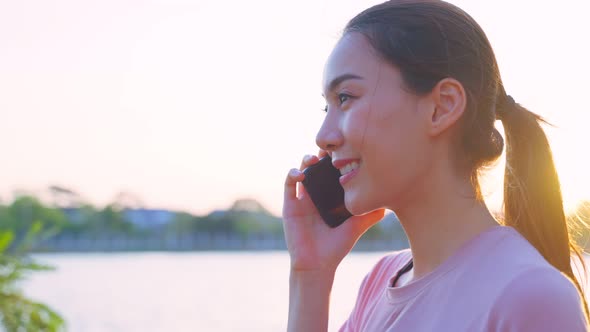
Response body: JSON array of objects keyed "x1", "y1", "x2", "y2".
[
  {"x1": 22, "y1": 252, "x2": 589, "y2": 332},
  {"x1": 23, "y1": 251, "x2": 385, "y2": 332}
]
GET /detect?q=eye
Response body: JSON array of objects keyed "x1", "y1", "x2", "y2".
[
  {"x1": 321, "y1": 93, "x2": 353, "y2": 113},
  {"x1": 338, "y1": 93, "x2": 351, "y2": 105}
]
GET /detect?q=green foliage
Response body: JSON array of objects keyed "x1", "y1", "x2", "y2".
[
  {"x1": 230, "y1": 211, "x2": 283, "y2": 237},
  {"x1": 0, "y1": 197, "x2": 65, "y2": 252},
  {"x1": 59, "y1": 204, "x2": 99, "y2": 235},
  {"x1": 164, "y1": 212, "x2": 197, "y2": 236},
  {"x1": 0, "y1": 224, "x2": 66, "y2": 332},
  {"x1": 57, "y1": 204, "x2": 137, "y2": 238},
  {"x1": 189, "y1": 210, "x2": 283, "y2": 237},
  {"x1": 97, "y1": 205, "x2": 136, "y2": 234},
  {"x1": 0, "y1": 194, "x2": 407, "y2": 250}
]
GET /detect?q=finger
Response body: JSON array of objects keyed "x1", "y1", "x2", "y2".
[
  {"x1": 297, "y1": 180, "x2": 309, "y2": 200},
  {"x1": 358, "y1": 209, "x2": 386, "y2": 229},
  {"x1": 318, "y1": 149, "x2": 329, "y2": 159},
  {"x1": 284, "y1": 168, "x2": 304, "y2": 201},
  {"x1": 299, "y1": 154, "x2": 320, "y2": 171},
  {"x1": 347, "y1": 209, "x2": 386, "y2": 235}
]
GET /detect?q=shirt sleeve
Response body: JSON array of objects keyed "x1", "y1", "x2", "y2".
[{"x1": 490, "y1": 267, "x2": 588, "y2": 332}]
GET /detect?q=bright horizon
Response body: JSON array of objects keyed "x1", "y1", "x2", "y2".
[{"x1": 1, "y1": 0, "x2": 589, "y2": 217}]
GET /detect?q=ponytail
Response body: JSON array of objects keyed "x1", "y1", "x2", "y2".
[{"x1": 498, "y1": 94, "x2": 589, "y2": 319}]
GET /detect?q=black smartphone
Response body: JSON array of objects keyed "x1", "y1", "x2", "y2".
[{"x1": 301, "y1": 155, "x2": 352, "y2": 228}]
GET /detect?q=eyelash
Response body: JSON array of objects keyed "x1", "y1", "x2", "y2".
[{"x1": 322, "y1": 93, "x2": 353, "y2": 113}]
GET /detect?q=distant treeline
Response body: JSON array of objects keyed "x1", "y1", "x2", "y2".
[
  {"x1": 1, "y1": 195, "x2": 589, "y2": 252},
  {"x1": 0, "y1": 195, "x2": 411, "y2": 252}
]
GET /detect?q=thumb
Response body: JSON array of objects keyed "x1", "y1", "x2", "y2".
[{"x1": 347, "y1": 209, "x2": 387, "y2": 237}]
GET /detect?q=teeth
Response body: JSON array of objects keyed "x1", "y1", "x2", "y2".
[{"x1": 339, "y1": 161, "x2": 359, "y2": 176}]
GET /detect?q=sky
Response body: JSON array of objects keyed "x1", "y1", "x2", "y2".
[{"x1": 1, "y1": 0, "x2": 589, "y2": 216}]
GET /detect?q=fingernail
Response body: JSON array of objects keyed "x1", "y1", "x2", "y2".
[{"x1": 289, "y1": 169, "x2": 301, "y2": 177}]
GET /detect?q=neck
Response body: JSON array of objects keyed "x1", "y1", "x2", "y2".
[{"x1": 392, "y1": 162, "x2": 499, "y2": 280}]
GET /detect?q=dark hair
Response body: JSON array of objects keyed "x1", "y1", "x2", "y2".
[{"x1": 345, "y1": 0, "x2": 588, "y2": 318}]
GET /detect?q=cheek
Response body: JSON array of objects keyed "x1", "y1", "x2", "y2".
[
  {"x1": 364, "y1": 104, "x2": 426, "y2": 194},
  {"x1": 341, "y1": 104, "x2": 373, "y2": 148}
]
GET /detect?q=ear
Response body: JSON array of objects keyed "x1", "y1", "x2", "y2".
[{"x1": 427, "y1": 78, "x2": 466, "y2": 137}]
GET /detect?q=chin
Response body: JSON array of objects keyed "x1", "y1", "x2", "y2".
[{"x1": 344, "y1": 192, "x2": 373, "y2": 216}]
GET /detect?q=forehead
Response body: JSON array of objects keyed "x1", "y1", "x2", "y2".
[{"x1": 322, "y1": 33, "x2": 383, "y2": 91}]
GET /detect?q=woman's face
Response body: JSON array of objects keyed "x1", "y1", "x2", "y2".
[{"x1": 318, "y1": 33, "x2": 435, "y2": 215}]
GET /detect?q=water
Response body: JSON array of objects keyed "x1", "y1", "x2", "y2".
[
  {"x1": 21, "y1": 252, "x2": 590, "y2": 332},
  {"x1": 22, "y1": 252, "x2": 385, "y2": 332}
]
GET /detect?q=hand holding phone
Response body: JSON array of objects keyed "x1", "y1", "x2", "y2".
[{"x1": 301, "y1": 155, "x2": 352, "y2": 228}]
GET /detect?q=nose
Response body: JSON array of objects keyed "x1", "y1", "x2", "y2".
[{"x1": 315, "y1": 112, "x2": 344, "y2": 152}]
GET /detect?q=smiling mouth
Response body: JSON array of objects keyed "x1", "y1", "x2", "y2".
[{"x1": 338, "y1": 161, "x2": 360, "y2": 176}]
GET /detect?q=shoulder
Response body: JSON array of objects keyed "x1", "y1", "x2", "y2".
[
  {"x1": 354, "y1": 249, "x2": 412, "y2": 298},
  {"x1": 375, "y1": 248, "x2": 412, "y2": 271},
  {"x1": 366, "y1": 249, "x2": 412, "y2": 283},
  {"x1": 489, "y1": 266, "x2": 588, "y2": 331},
  {"x1": 349, "y1": 249, "x2": 413, "y2": 301}
]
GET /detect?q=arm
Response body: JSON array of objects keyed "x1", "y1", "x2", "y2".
[
  {"x1": 288, "y1": 270, "x2": 335, "y2": 332},
  {"x1": 282, "y1": 154, "x2": 385, "y2": 332}
]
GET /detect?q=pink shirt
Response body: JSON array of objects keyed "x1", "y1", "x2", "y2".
[{"x1": 339, "y1": 225, "x2": 588, "y2": 331}]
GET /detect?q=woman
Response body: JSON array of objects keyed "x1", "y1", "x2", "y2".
[{"x1": 282, "y1": 1, "x2": 589, "y2": 331}]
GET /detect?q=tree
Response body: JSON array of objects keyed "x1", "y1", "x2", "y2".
[
  {"x1": 0, "y1": 223, "x2": 66, "y2": 331},
  {"x1": 97, "y1": 204, "x2": 136, "y2": 235},
  {"x1": 48, "y1": 185, "x2": 84, "y2": 208},
  {"x1": 0, "y1": 196, "x2": 65, "y2": 251}
]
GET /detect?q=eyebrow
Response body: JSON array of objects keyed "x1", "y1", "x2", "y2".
[{"x1": 323, "y1": 73, "x2": 364, "y2": 95}]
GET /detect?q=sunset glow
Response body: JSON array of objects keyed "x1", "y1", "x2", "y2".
[{"x1": 1, "y1": 0, "x2": 588, "y2": 216}]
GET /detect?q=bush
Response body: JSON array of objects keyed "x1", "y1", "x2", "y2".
[{"x1": 0, "y1": 221, "x2": 65, "y2": 331}]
